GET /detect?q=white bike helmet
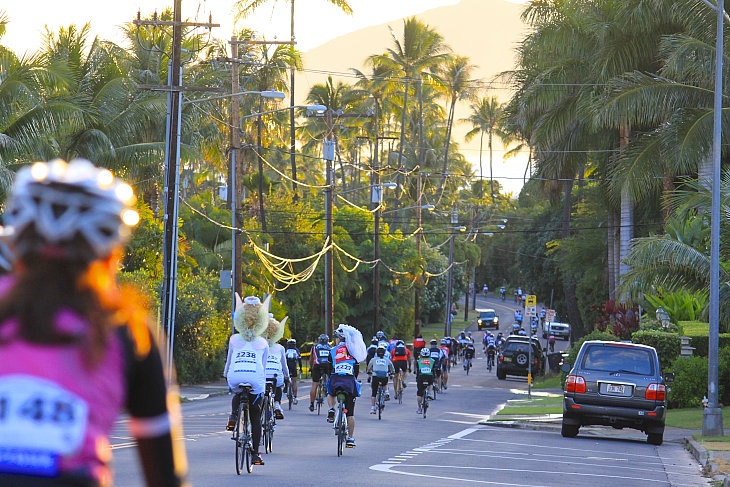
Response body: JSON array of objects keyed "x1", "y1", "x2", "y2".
[
  {"x1": 420, "y1": 348, "x2": 431, "y2": 358},
  {"x1": 4, "y1": 159, "x2": 139, "y2": 261}
]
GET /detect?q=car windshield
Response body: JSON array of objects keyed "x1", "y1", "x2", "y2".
[
  {"x1": 580, "y1": 346, "x2": 655, "y2": 375},
  {"x1": 481, "y1": 312, "x2": 494, "y2": 319}
]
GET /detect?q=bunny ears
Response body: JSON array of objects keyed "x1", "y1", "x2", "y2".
[{"x1": 233, "y1": 293, "x2": 288, "y2": 344}]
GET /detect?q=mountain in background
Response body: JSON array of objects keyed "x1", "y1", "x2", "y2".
[{"x1": 299, "y1": 0, "x2": 529, "y2": 195}]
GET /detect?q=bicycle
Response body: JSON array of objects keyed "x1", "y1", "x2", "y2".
[
  {"x1": 333, "y1": 388, "x2": 349, "y2": 456},
  {"x1": 464, "y1": 356, "x2": 472, "y2": 375},
  {"x1": 421, "y1": 382, "x2": 431, "y2": 418},
  {"x1": 375, "y1": 381, "x2": 387, "y2": 420},
  {"x1": 393, "y1": 370, "x2": 405, "y2": 405},
  {"x1": 315, "y1": 372, "x2": 329, "y2": 415},
  {"x1": 261, "y1": 379, "x2": 276, "y2": 454},
  {"x1": 486, "y1": 349, "x2": 496, "y2": 372},
  {"x1": 232, "y1": 384, "x2": 254, "y2": 474},
  {"x1": 286, "y1": 379, "x2": 294, "y2": 410}
]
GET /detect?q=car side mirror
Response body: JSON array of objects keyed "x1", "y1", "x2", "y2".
[
  {"x1": 560, "y1": 362, "x2": 572, "y2": 373},
  {"x1": 664, "y1": 372, "x2": 675, "y2": 383}
]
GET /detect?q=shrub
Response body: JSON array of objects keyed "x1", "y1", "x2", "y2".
[
  {"x1": 631, "y1": 330, "x2": 681, "y2": 371},
  {"x1": 667, "y1": 356, "x2": 707, "y2": 408}
]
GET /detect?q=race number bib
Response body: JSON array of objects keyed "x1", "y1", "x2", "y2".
[
  {"x1": 0, "y1": 375, "x2": 89, "y2": 476},
  {"x1": 233, "y1": 349, "x2": 258, "y2": 374},
  {"x1": 420, "y1": 366, "x2": 432, "y2": 374},
  {"x1": 334, "y1": 362, "x2": 354, "y2": 375}
]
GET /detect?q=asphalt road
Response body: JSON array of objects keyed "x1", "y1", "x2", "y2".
[{"x1": 109, "y1": 330, "x2": 710, "y2": 486}]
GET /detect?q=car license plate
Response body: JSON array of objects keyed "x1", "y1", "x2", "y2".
[
  {"x1": 607, "y1": 384, "x2": 625, "y2": 394},
  {"x1": 502, "y1": 357, "x2": 511, "y2": 363}
]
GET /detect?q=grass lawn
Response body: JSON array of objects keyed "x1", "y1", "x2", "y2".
[
  {"x1": 666, "y1": 406, "x2": 730, "y2": 430},
  {"x1": 496, "y1": 395, "x2": 563, "y2": 416}
]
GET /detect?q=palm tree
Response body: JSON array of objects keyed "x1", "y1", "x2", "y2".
[
  {"x1": 437, "y1": 55, "x2": 477, "y2": 195},
  {"x1": 367, "y1": 17, "x2": 451, "y2": 208},
  {"x1": 463, "y1": 95, "x2": 505, "y2": 202}
]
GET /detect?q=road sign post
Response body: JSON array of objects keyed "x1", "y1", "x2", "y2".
[{"x1": 524, "y1": 294, "x2": 537, "y2": 398}]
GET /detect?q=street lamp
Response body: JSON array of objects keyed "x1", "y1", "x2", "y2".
[{"x1": 655, "y1": 306, "x2": 670, "y2": 330}]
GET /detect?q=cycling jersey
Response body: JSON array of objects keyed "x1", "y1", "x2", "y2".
[
  {"x1": 366, "y1": 356, "x2": 394, "y2": 378},
  {"x1": 225, "y1": 335, "x2": 268, "y2": 395},
  {"x1": 285, "y1": 346, "x2": 302, "y2": 375},
  {"x1": 265, "y1": 343, "x2": 289, "y2": 387},
  {"x1": 415, "y1": 357, "x2": 435, "y2": 377},
  {"x1": 391, "y1": 344, "x2": 410, "y2": 362},
  {"x1": 311, "y1": 343, "x2": 332, "y2": 365},
  {"x1": 327, "y1": 343, "x2": 361, "y2": 401},
  {"x1": 0, "y1": 315, "x2": 182, "y2": 486}
]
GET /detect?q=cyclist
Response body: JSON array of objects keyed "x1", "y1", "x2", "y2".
[
  {"x1": 425, "y1": 339, "x2": 442, "y2": 391},
  {"x1": 496, "y1": 332, "x2": 506, "y2": 351},
  {"x1": 366, "y1": 344, "x2": 395, "y2": 414},
  {"x1": 391, "y1": 339, "x2": 411, "y2": 393},
  {"x1": 284, "y1": 339, "x2": 303, "y2": 405},
  {"x1": 539, "y1": 306, "x2": 547, "y2": 326},
  {"x1": 263, "y1": 314, "x2": 289, "y2": 420},
  {"x1": 413, "y1": 333, "x2": 426, "y2": 358},
  {"x1": 463, "y1": 340, "x2": 476, "y2": 370},
  {"x1": 225, "y1": 294, "x2": 270, "y2": 466},
  {"x1": 326, "y1": 324, "x2": 367, "y2": 448},
  {"x1": 365, "y1": 336, "x2": 379, "y2": 366},
  {"x1": 415, "y1": 348, "x2": 436, "y2": 414},
  {"x1": 514, "y1": 308, "x2": 523, "y2": 325},
  {"x1": 0, "y1": 159, "x2": 188, "y2": 486},
  {"x1": 548, "y1": 334, "x2": 556, "y2": 353},
  {"x1": 485, "y1": 335, "x2": 497, "y2": 369},
  {"x1": 309, "y1": 334, "x2": 332, "y2": 412},
  {"x1": 500, "y1": 286, "x2": 506, "y2": 300}
]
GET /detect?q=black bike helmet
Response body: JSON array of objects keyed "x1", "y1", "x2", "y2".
[{"x1": 318, "y1": 334, "x2": 329, "y2": 344}]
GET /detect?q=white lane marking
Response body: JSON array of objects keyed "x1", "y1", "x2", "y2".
[{"x1": 370, "y1": 463, "x2": 667, "y2": 485}]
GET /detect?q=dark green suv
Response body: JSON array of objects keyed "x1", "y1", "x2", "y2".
[{"x1": 561, "y1": 341, "x2": 671, "y2": 445}]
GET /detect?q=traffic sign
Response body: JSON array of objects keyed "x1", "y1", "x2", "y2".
[{"x1": 525, "y1": 294, "x2": 536, "y2": 307}]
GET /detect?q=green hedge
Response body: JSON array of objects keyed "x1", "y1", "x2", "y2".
[{"x1": 631, "y1": 330, "x2": 681, "y2": 371}]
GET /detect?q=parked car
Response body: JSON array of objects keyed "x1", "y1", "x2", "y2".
[
  {"x1": 496, "y1": 339, "x2": 545, "y2": 380},
  {"x1": 542, "y1": 321, "x2": 570, "y2": 340},
  {"x1": 561, "y1": 340, "x2": 673, "y2": 445},
  {"x1": 476, "y1": 308, "x2": 499, "y2": 330}
]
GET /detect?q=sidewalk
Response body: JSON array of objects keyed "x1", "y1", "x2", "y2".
[{"x1": 479, "y1": 389, "x2": 730, "y2": 486}]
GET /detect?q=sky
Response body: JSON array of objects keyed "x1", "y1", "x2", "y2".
[
  {"x1": 2, "y1": 0, "x2": 470, "y2": 54},
  {"x1": 1, "y1": 0, "x2": 530, "y2": 195}
]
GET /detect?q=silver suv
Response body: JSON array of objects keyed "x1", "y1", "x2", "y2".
[{"x1": 561, "y1": 340, "x2": 671, "y2": 445}]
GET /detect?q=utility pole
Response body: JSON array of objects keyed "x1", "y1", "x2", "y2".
[
  {"x1": 229, "y1": 37, "x2": 243, "y2": 325},
  {"x1": 134, "y1": 3, "x2": 218, "y2": 376}
]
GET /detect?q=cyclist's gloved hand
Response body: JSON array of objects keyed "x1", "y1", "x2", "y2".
[{"x1": 367, "y1": 375, "x2": 371, "y2": 383}]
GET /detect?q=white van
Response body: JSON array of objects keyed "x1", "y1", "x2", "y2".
[{"x1": 543, "y1": 322, "x2": 570, "y2": 340}]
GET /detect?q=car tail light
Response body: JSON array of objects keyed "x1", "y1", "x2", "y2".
[
  {"x1": 645, "y1": 383, "x2": 666, "y2": 401},
  {"x1": 566, "y1": 375, "x2": 586, "y2": 393},
  {"x1": 498, "y1": 355, "x2": 504, "y2": 363}
]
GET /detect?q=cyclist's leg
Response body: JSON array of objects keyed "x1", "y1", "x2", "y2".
[
  {"x1": 248, "y1": 394, "x2": 263, "y2": 461},
  {"x1": 369, "y1": 376, "x2": 378, "y2": 411}
]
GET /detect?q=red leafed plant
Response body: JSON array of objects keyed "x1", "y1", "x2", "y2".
[{"x1": 594, "y1": 299, "x2": 640, "y2": 340}]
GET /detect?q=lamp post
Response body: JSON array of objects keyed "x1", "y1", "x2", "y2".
[
  {"x1": 705, "y1": 0, "x2": 724, "y2": 437},
  {"x1": 444, "y1": 208, "x2": 459, "y2": 337},
  {"x1": 226, "y1": 88, "x2": 285, "y2": 330}
]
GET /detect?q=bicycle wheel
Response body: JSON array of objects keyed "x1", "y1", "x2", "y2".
[
  {"x1": 377, "y1": 387, "x2": 383, "y2": 420},
  {"x1": 336, "y1": 398, "x2": 346, "y2": 456},
  {"x1": 397, "y1": 375, "x2": 403, "y2": 405},
  {"x1": 287, "y1": 383, "x2": 293, "y2": 410},
  {"x1": 422, "y1": 395, "x2": 428, "y2": 418},
  {"x1": 243, "y1": 407, "x2": 253, "y2": 473},
  {"x1": 466, "y1": 360, "x2": 470, "y2": 375},
  {"x1": 263, "y1": 399, "x2": 274, "y2": 454},
  {"x1": 235, "y1": 402, "x2": 245, "y2": 475}
]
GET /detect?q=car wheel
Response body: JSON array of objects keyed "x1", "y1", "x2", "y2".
[
  {"x1": 497, "y1": 368, "x2": 506, "y2": 380},
  {"x1": 647, "y1": 433, "x2": 663, "y2": 445},
  {"x1": 561, "y1": 421, "x2": 579, "y2": 438}
]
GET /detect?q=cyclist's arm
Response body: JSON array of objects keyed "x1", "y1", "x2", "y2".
[
  {"x1": 388, "y1": 360, "x2": 396, "y2": 376},
  {"x1": 279, "y1": 352, "x2": 290, "y2": 381},
  {"x1": 223, "y1": 336, "x2": 234, "y2": 377},
  {"x1": 123, "y1": 326, "x2": 189, "y2": 487}
]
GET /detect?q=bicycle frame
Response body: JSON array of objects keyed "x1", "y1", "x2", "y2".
[
  {"x1": 335, "y1": 391, "x2": 348, "y2": 456},
  {"x1": 233, "y1": 387, "x2": 254, "y2": 474}
]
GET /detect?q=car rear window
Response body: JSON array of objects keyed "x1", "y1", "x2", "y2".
[{"x1": 580, "y1": 345, "x2": 655, "y2": 375}]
